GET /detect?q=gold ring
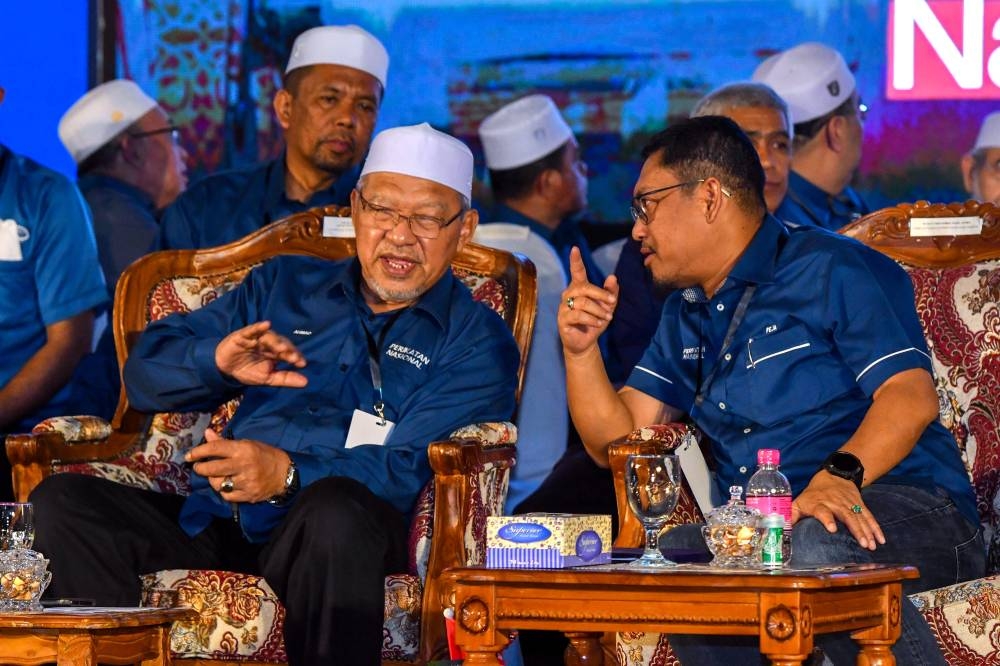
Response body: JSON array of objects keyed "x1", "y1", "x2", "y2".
[
  {"x1": 851, "y1": 504, "x2": 862, "y2": 514},
  {"x1": 566, "y1": 296, "x2": 575, "y2": 310},
  {"x1": 220, "y1": 476, "x2": 234, "y2": 494}
]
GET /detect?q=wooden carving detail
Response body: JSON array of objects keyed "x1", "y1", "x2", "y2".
[
  {"x1": 459, "y1": 597, "x2": 490, "y2": 634},
  {"x1": 801, "y1": 605, "x2": 812, "y2": 639},
  {"x1": 765, "y1": 604, "x2": 797, "y2": 641},
  {"x1": 890, "y1": 593, "x2": 901, "y2": 628}
]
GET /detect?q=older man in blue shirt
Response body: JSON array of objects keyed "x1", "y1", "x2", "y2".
[
  {"x1": 559, "y1": 116, "x2": 980, "y2": 665},
  {"x1": 32, "y1": 123, "x2": 519, "y2": 666},
  {"x1": 158, "y1": 25, "x2": 388, "y2": 250}
]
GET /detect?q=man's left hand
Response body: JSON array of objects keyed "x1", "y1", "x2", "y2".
[
  {"x1": 791, "y1": 471, "x2": 885, "y2": 551},
  {"x1": 185, "y1": 429, "x2": 291, "y2": 503}
]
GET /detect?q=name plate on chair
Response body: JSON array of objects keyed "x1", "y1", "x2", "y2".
[
  {"x1": 909, "y1": 216, "x2": 983, "y2": 237},
  {"x1": 322, "y1": 216, "x2": 355, "y2": 238}
]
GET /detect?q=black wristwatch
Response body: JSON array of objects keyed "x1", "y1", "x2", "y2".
[
  {"x1": 268, "y1": 460, "x2": 300, "y2": 506},
  {"x1": 822, "y1": 450, "x2": 864, "y2": 489}
]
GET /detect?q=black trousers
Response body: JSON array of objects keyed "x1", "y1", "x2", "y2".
[{"x1": 31, "y1": 473, "x2": 408, "y2": 666}]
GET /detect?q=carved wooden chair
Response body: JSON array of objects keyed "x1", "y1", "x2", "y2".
[
  {"x1": 5, "y1": 205, "x2": 537, "y2": 665},
  {"x1": 840, "y1": 200, "x2": 1000, "y2": 665},
  {"x1": 605, "y1": 201, "x2": 1000, "y2": 665}
]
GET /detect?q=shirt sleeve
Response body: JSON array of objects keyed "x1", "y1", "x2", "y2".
[
  {"x1": 291, "y1": 312, "x2": 521, "y2": 515},
  {"x1": 32, "y1": 177, "x2": 107, "y2": 326},
  {"x1": 823, "y1": 243, "x2": 933, "y2": 396},
  {"x1": 123, "y1": 263, "x2": 269, "y2": 412},
  {"x1": 624, "y1": 300, "x2": 686, "y2": 410}
]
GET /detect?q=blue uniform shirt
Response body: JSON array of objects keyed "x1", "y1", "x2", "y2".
[
  {"x1": 626, "y1": 215, "x2": 978, "y2": 527},
  {"x1": 124, "y1": 256, "x2": 519, "y2": 542},
  {"x1": 0, "y1": 145, "x2": 108, "y2": 432},
  {"x1": 780, "y1": 170, "x2": 870, "y2": 231},
  {"x1": 78, "y1": 173, "x2": 158, "y2": 295},
  {"x1": 158, "y1": 156, "x2": 358, "y2": 250}
]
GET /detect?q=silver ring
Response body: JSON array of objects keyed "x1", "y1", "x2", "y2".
[
  {"x1": 220, "y1": 476, "x2": 234, "y2": 494},
  {"x1": 566, "y1": 296, "x2": 575, "y2": 310}
]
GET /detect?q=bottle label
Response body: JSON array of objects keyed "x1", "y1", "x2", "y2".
[
  {"x1": 761, "y1": 525, "x2": 784, "y2": 566},
  {"x1": 746, "y1": 496, "x2": 792, "y2": 526}
]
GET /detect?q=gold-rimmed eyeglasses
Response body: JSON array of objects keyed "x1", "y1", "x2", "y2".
[
  {"x1": 355, "y1": 189, "x2": 465, "y2": 239},
  {"x1": 629, "y1": 179, "x2": 733, "y2": 224}
]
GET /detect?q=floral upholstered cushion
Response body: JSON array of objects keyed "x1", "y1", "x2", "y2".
[{"x1": 911, "y1": 575, "x2": 1000, "y2": 665}]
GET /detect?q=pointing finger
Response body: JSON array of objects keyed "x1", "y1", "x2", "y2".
[{"x1": 568, "y1": 246, "x2": 590, "y2": 285}]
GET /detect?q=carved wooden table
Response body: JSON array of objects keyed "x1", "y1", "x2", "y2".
[
  {"x1": 444, "y1": 563, "x2": 918, "y2": 666},
  {"x1": 0, "y1": 606, "x2": 196, "y2": 665}
]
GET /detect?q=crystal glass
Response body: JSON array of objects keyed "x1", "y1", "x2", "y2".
[
  {"x1": 0, "y1": 503, "x2": 33, "y2": 551},
  {"x1": 625, "y1": 453, "x2": 681, "y2": 568},
  {"x1": 0, "y1": 549, "x2": 51, "y2": 611},
  {"x1": 702, "y1": 485, "x2": 763, "y2": 568}
]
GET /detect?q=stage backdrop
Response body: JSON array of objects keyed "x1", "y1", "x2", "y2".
[{"x1": 112, "y1": 0, "x2": 998, "y2": 224}]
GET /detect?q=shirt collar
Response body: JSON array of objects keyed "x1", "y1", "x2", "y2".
[
  {"x1": 726, "y1": 213, "x2": 787, "y2": 286},
  {"x1": 77, "y1": 173, "x2": 156, "y2": 211},
  {"x1": 493, "y1": 203, "x2": 555, "y2": 242},
  {"x1": 329, "y1": 258, "x2": 457, "y2": 329},
  {"x1": 263, "y1": 154, "x2": 360, "y2": 220}
]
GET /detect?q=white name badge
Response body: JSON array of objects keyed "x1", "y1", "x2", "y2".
[
  {"x1": 0, "y1": 218, "x2": 23, "y2": 261},
  {"x1": 909, "y1": 216, "x2": 983, "y2": 237},
  {"x1": 322, "y1": 216, "x2": 355, "y2": 238},
  {"x1": 345, "y1": 409, "x2": 395, "y2": 449},
  {"x1": 676, "y1": 433, "x2": 717, "y2": 515}
]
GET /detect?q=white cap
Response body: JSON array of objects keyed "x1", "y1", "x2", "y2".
[
  {"x1": 58, "y1": 79, "x2": 158, "y2": 164},
  {"x1": 973, "y1": 112, "x2": 1000, "y2": 151},
  {"x1": 479, "y1": 94, "x2": 574, "y2": 170},
  {"x1": 360, "y1": 123, "x2": 473, "y2": 200},
  {"x1": 752, "y1": 42, "x2": 856, "y2": 124},
  {"x1": 285, "y1": 25, "x2": 389, "y2": 88}
]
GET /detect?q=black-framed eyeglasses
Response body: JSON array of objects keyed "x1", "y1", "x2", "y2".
[
  {"x1": 356, "y1": 189, "x2": 465, "y2": 239},
  {"x1": 128, "y1": 126, "x2": 181, "y2": 144},
  {"x1": 629, "y1": 179, "x2": 704, "y2": 224}
]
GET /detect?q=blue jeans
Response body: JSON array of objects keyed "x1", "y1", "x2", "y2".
[{"x1": 660, "y1": 483, "x2": 985, "y2": 665}]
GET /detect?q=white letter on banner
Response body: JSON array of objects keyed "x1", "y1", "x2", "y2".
[{"x1": 893, "y1": 0, "x2": 984, "y2": 90}]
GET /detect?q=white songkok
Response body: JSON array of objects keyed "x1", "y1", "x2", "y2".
[
  {"x1": 58, "y1": 79, "x2": 158, "y2": 164},
  {"x1": 973, "y1": 112, "x2": 1000, "y2": 152},
  {"x1": 285, "y1": 25, "x2": 389, "y2": 88},
  {"x1": 479, "y1": 94, "x2": 574, "y2": 171},
  {"x1": 360, "y1": 123, "x2": 473, "y2": 200},
  {"x1": 752, "y1": 42, "x2": 856, "y2": 124}
]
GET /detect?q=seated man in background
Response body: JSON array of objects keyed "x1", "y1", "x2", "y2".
[
  {"x1": 753, "y1": 42, "x2": 869, "y2": 230},
  {"x1": 559, "y1": 115, "x2": 981, "y2": 665},
  {"x1": 962, "y1": 111, "x2": 1000, "y2": 205},
  {"x1": 58, "y1": 79, "x2": 190, "y2": 419},
  {"x1": 159, "y1": 24, "x2": 388, "y2": 250},
  {"x1": 31, "y1": 123, "x2": 520, "y2": 666},
  {"x1": 606, "y1": 81, "x2": 794, "y2": 385},
  {"x1": 0, "y1": 83, "x2": 108, "y2": 500},
  {"x1": 60, "y1": 79, "x2": 188, "y2": 294}
]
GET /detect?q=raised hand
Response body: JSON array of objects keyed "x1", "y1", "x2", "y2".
[
  {"x1": 558, "y1": 246, "x2": 619, "y2": 356},
  {"x1": 215, "y1": 321, "x2": 308, "y2": 387},
  {"x1": 791, "y1": 471, "x2": 885, "y2": 551},
  {"x1": 186, "y1": 428, "x2": 292, "y2": 503}
]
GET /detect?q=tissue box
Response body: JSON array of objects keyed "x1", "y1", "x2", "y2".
[{"x1": 486, "y1": 513, "x2": 611, "y2": 568}]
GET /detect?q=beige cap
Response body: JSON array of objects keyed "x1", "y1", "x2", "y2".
[
  {"x1": 360, "y1": 123, "x2": 473, "y2": 200},
  {"x1": 752, "y1": 42, "x2": 856, "y2": 124},
  {"x1": 973, "y1": 112, "x2": 1000, "y2": 151},
  {"x1": 285, "y1": 25, "x2": 389, "y2": 88},
  {"x1": 479, "y1": 94, "x2": 574, "y2": 171},
  {"x1": 58, "y1": 79, "x2": 158, "y2": 164}
]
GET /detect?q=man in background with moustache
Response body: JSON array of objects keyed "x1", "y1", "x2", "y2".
[{"x1": 159, "y1": 24, "x2": 388, "y2": 249}]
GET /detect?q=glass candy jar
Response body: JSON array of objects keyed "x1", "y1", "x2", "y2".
[
  {"x1": 702, "y1": 486, "x2": 763, "y2": 568},
  {"x1": 0, "y1": 549, "x2": 51, "y2": 611}
]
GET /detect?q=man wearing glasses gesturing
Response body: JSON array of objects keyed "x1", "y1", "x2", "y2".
[{"x1": 559, "y1": 116, "x2": 980, "y2": 665}]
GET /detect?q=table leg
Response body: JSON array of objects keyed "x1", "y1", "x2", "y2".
[
  {"x1": 140, "y1": 624, "x2": 171, "y2": 666},
  {"x1": 564, "y1": 632, "x2": 604, "y2": 665},
  {"x1": 854, "y1": 643, "x2": 896, "y2": 666},
  {"x1": 462, "y1": 650, "x2": 505, "y2": 665},
  {"x1": 57, "y1": 632, "x2": 96, "y2": 666}
]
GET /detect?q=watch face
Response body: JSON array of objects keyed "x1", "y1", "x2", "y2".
[{"x1": 830, "y1": 451, "x2": 861, "y2": 474}]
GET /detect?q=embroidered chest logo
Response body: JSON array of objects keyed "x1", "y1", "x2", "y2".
[
  {"x1": 682, "y1": 345, "x2": 705, "y2": 360},
  {"x1": 292, "y1": 329, "x2": 313, "y2": 336},
  {"x1": 764, "y1": 324, "x2": 778, "y2": 334},
  {"x1": 386, "y1": 343, "x2": 430, "y2": 369}
]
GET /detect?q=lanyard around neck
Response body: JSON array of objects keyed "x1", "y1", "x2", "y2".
[
  {"x1": 693, "y1": 284, "x2": 757, "y2": 411},
  {"x1": 362, "y1": 311, "x2": 405, "y2": 425}
]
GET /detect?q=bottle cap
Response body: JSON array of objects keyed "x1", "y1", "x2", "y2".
[
  {"x1": 762, "y1": 513, "x2": 784, "y2": 527},
  {"x1": 757, "y1": 449, "x2": 780, "y2": 465}
]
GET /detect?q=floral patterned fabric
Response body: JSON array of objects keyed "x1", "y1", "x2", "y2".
[{"x1": 45, "y1": 258, "x2": 516, "y2": 663}]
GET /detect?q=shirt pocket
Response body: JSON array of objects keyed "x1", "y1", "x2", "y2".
[{"x1": 731, "y1": 325, "x2": 848, "y2": 428}]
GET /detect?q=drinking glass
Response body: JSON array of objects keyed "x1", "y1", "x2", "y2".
[
  {"x1": 625, "y1": 453, "x2": 681, "y2": 568},
  {"x1": 0, "y1": 503, "x2": 34, "y2": 551}
]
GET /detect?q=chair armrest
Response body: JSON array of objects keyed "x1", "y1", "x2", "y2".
[
  {"x1": 421, "y1": 421, "x2": 517, "y2": 663},
  {"x1": 608, "y1": 423, "x2": 700, "y2": 548},
  {"x1": 5, "y1": 413, "x2": 148, "y2": 502}
]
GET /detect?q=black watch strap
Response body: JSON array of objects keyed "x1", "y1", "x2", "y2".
[
  {"x1": 268, "y1": 460, "x2": 300, "y2": 506},
  {"x1": 822, "y1": 450, "x2": 864, "y2": 489}
]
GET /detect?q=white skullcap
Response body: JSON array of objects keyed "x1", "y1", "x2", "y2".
[
  {"x1": 58, "y1": 79, "x2": 158, "y2": 164},
  {"x1": 973, "y1": 112, "x2": 1000, "y2": 151},
  {"x1": 360, "y1": 123, "x2": 473, "y2": 200},
  {"x1": 479, "y1": 94, "x2": 574, "y2": 170},
  {"x1": 752, "y1": 42, "x2": 856, "y2": 124},
  {"x1": 285, "y1": 25, "x2": 389, "y2": 88}
]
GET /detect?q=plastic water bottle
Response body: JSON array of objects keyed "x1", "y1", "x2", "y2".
[{"x1": 745, "y1": 449, "x2": 793, "y2": 565}]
